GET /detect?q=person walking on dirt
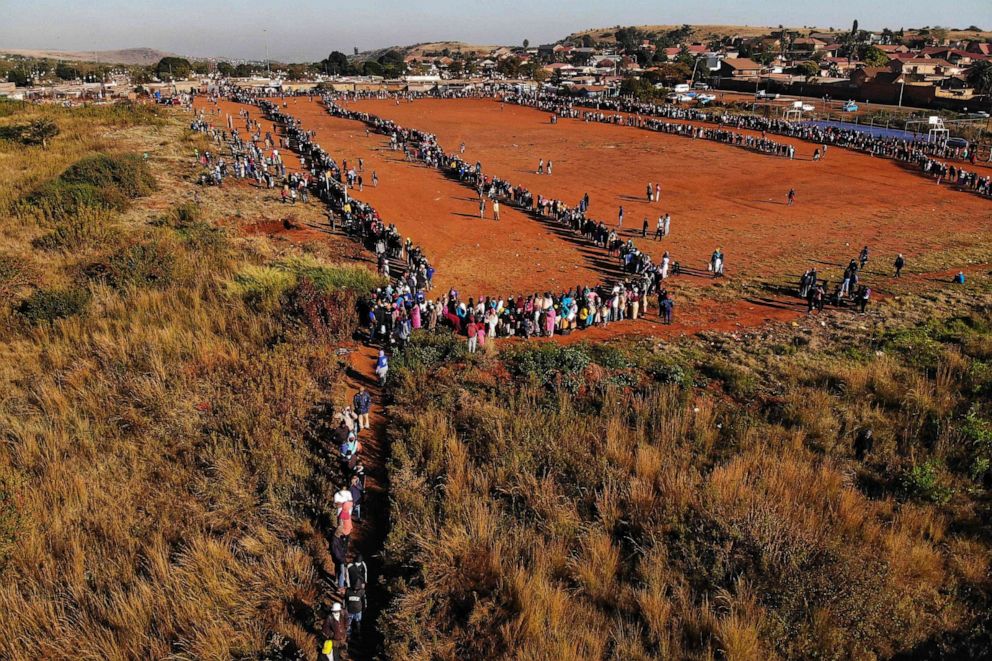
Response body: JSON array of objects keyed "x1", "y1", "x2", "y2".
[
  {"x1": 374, "y1": 350, "x2": 389, "y2": 385},
  {"x1": 655, "y1": 215, "x2": 665, "y2": 240},
  {"x1": 646, "y1": 183, "x2": 653, "y2": 202},
  {"x1": 857, "y1": 285, "x2": 871, "y2": 313},
  {"x1": 479, "y1": 196, "x2": 486, "y2": 219},
  {"x1": 641, "y1": 217, "x2": 648, "y2": 238},
  {"x1": 894, "y1": 254, "x2": 905, "y2": 277},
  {"x1": 371, "y1": 170, "x2": 378, "y2": 187},
  {"x1": 353, "y1": 388, "x2": 371, "y2": 431},
  {"x1": 663, "y1": 213, "x2": 670, "y2": 238},
  {"x1": 537, "y1": 159, "x2": 544, "y2": 175},
  {"x1": 654, "y1": 183, "x2": 661, "y2": 202},
  {"x1": 617, "y1": 205, "x2": 624, "y2": 229},
  {"x1": 859, "y1": 245, "x2": 869, "y2": 270},
  {"x1": 547, "y1": 160, "x2": 553, "y2": 175},
  {"x1": 787, "y1": 188, "x2": 796, "y2": 205},
  {"x1": 492, "y1": 199, "x2": 500, "y2": 221}
]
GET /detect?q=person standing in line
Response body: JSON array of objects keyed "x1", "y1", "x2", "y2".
[
  {"x1": 661, "y1": 293, "x2": 674, "y2": 324},
  {"x1": 467, "y1": 317, "x2": 479, "y2": 353},
  {"x1": 654, "y1": 183, "x2": 661, "y2": 202},
  {"x1": 479, "y1": 196, "x2": 486, "y2": 219},
  {"x1": 492, "y1": 198, "x2": 500, "y2": 221},
  {"x1": 859, "y1": 245, "x2": 869, "y2": 270},
  {"x1": 321, "y1": 603, "x2": 347, "y2": 661},
  {"x1": 353, "y1": 387, "x2": 371, "y2": 431},
  {"x1": 655, "y1": 215, "x2": 665, "y2": 240}
]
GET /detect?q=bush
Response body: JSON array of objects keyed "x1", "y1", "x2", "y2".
[
  {"x1": 60, "y1": 153, "x2": 156, "y2": 199},
  {"x1": 505, "y1": 343, "x2": 591, "y2": 393},
  {"x1": 17, "y1": 286, "x2": 90, "y2": 324},
  {"x1": 278, "y1": 254, "x2": 384, "y2": 293},
  {"x1": 901, "y1": 459, "x2": 953, "y2": 504},
  {"x1": 23, "y1": 153, "x2": 155, "y2": 221},
  {"x1": 392, "y1": 330, "x2": 469, "y2": 371}
]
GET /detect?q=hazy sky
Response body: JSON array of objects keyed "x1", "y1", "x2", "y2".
[{"x1": 1, "y1": 0, "x2": 989, "y2": 61}]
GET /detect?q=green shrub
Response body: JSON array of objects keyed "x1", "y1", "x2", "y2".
[
  {"x1": 900, "y1": 459, "x2": 953, "y2": 504},
  {"x1": 23, "y1": 153, "x2": 155, "y2": 221},
  {"x1": 17, "y1": 286, "x2": 90, "y2": 324},
  {"x1": 392, "y1": 330, "x2": 468, "y2": 371},
  {"x1": 59, "y1": 153, "x2": 156, "y2": 199},
  {"x1": 505, "y1": 343, "x2": 591, "y2": 393}
]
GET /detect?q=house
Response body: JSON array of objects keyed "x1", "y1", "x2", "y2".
[
  {"x1": 792, "y1": 37, "x2": 826, "y2": 53},
  {"x1": 966, "y1": 42, "x2": 991, "y2": 56},
  {"x1": 891, "y1": 58, "x2": 959, "y2": 78},
  {"x1": 718, "y1": 57, "x2": 763, "y2": 78},
  {"x1": 851, "y1": 66, "x2": 903, "y2": 86},
  {"x1": 921, "y1": 48, "x2": 982, "y2": 66}
]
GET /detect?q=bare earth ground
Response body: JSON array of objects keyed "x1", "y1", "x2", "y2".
[{"x1": 194, "y1": 95, "x2": 991, "y2": 341}]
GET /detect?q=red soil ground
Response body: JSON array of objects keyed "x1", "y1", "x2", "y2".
[
  {"x1": 342, "y1": 97, "x2": 990, "y2": 290},
  {"x1": 194, "y1": 95, "x2": 990, "y2": 338}
]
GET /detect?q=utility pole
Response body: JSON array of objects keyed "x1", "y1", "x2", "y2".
[
  {"x1": 264, "y1": 29, "x2": 270, "y2": 77},
  {"x1": 898, "y1": 77, "x2": 905, "y2": 107}
]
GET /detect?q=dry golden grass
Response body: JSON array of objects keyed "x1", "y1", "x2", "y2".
[
  {"x1": 381, "y1": 295, "x2": 992, "y2": 659},
  {"x1": 0, "y1": 100, "x2": 372, "y2": 659}
]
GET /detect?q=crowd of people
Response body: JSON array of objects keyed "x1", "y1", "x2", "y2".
[{"x1": 504, "y1": 92, "x2": 992, "y2": 198}]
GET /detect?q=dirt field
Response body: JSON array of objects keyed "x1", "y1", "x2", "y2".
[
  {"x1": 342, "y1": 97, "x2": 991, "y2": 283},
  {"x1": 194, "y1": 95, "x2": 991, "y2": 338}
]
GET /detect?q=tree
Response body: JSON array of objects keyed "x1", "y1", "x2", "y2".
[
  {"x1": 497, "y1": 57, "x2": 522, "y2": 78},
  {"x1": 523, "y1": 39, "x2": 529, "y2": 49},
  {"x1": 323, "y1": 51, "x2": 351, "y2": 75},
  {"x1": 24, "y1": 120, "x2": 59, "y2": 148},
  {"x1": 862, "y1": 46, "x2": 889, "y2": 67},
  {"x1": 55, "y1": 62, "x2": 79, "y2": 81},
  {"x1": 797, "y1": 60, "x2": 820, "y2": 80},
  {"x1": 6, "y1": 69, "x2": 29, "y2": 86},
  {"x1": 217, "y1": 61, "x2": 234, "y2": 77},
  {"x1": 581, "y1": 34, "x2": 595, "y2": 48},
  {"x1": 967, "y1": 60, "x2": 992, "y2": 97},
  {"x1": 930, "y1": 26, "x2": 949, "y2": 45},
  {"x1": 155, "y1": 57, "x2": 192, "y2": 81}
]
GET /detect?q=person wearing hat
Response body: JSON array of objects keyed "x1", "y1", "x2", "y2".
[{"x1": 321, "y1": 602, "x2": 348, "y2": 660}]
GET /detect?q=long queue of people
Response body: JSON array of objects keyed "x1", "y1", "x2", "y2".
[
  {"x1": 504, "y1": 92, "x2": 992, "y2": 198},
  {"x1": 316, "y1": 94, "x2": 688, "y2": 343}
]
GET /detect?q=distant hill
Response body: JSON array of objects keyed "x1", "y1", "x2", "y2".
[
  {"x1": 0, "y1": 47, "x2": 176, "y2": 65},
  {"x1": 564, "y1": 24, "x2": 992, "y2": 44},
  {"x1": 358, "y1": 41, "x2": 497, "y2": 61}
]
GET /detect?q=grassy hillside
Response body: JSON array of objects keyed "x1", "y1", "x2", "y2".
[
  {"x1": 0, "y1": 99, "x2": 377, "y2": 658},
  {"x1": 382, "y1": 285, "x2": 992, "y2": 658}
]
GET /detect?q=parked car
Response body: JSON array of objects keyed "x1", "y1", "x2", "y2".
[
  {"x1": 673, "y1": 83, "x2": 691, "y2": 93},
  {"x1": 697, "y1": 94, "x2": 716, "y2": 104},
  {"x1": 801, "y1": 103, "x2": 816, "y2": 112},
  {"x1": 842, "y1": 101, "x2": 859, "y2": 112},
  {"x1": 755, "y1": 90, "x2": 779, "y2": 99},
  {"x1": 692, "y1": 82, "x2": 710, "y2": 90}
]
